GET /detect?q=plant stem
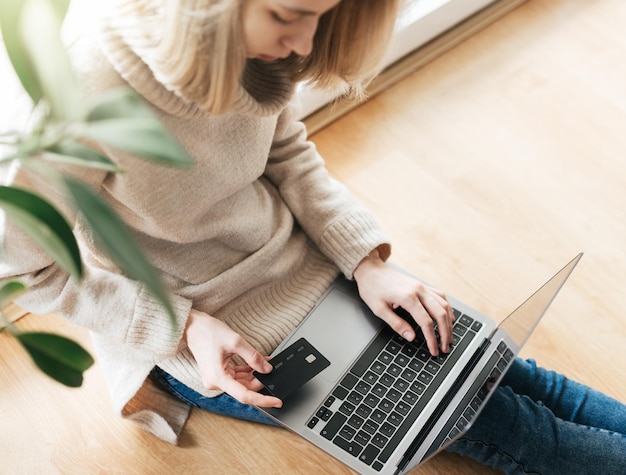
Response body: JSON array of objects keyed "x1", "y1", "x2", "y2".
[
  {"x1": 0, "y1": 133, "x2": 19, "y2": 142},
  {"x1": 0, "y1": 154, "x2": 20, "y2": 164},
  {"x1": 0, "y1": 310, "x2": 19, "y2": 335}
]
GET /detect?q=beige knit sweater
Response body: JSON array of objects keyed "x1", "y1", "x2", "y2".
[{"x1": 0, "y1": 4, "x2": 390, "y2": 444}]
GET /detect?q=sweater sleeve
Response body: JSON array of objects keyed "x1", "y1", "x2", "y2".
[
  {"x1": 264, "y1": 102, "x2": 391, "y2": 279},
  {"x1": 0, "y1": 161, "x2": 191, "y2": 360}
]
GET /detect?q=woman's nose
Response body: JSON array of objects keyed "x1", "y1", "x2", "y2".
[{"x1": 283, "y1": 18, "x2": 317, "y2": 56}]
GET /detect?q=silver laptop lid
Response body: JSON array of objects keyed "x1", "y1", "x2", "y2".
[{"x1": 498, "y1": 253, "x2": 582, "y2": 348}]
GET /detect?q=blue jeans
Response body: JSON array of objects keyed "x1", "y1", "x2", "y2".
[
  {"x1": 151, "y1": 358, "x2": 626, "y2": 474},
  {"x1": 448, "y1": 358, "x2": 626, "y2": 474}
]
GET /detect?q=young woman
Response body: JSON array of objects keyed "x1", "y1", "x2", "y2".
[{"x1": 2, "y1": 1, "x2": 625, "y2": 473}]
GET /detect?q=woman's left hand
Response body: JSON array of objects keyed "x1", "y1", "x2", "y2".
[{"x1": 353, "y1": 250, "x2": 455, "y2": 356}]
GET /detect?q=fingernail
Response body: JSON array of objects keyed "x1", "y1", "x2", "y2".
[
  {"x1": 263, "y1": 362, "x2": 273, "y2": 372},
  {"x1": 402, "y1": 331, "x2": 414, "y2": 341}
]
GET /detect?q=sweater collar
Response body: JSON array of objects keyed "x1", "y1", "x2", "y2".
[{"x1": 98, "y1": 11, "x2": 294, "y2": 119}]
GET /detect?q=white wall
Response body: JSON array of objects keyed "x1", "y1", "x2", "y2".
[{"x1": 297, "y1": 0, "x2": 499, "y2": 119}]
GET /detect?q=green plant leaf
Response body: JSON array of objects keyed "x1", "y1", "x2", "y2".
[
  {"x1": 83, "y1": 118, "x2": 193, "y2": 167},
  {"x1": 47, "y1": 0, "x2": 70, "y2": 18},
  {"x1": 0, "y1": 0, "x2": 44, "y2": 104},
  {"x1": 84, "y1": 88, "x2": 192, "y2": 167},
  {"x1": 0, "y1": 186, "x2": 83, "y2": 279},
  {"x1": 86, "y1": 88, "x2": 155, "y2": 121},
  {"x1": 17, "y1": 332, "x2": 94, "y2": 387},
  {"x1": 19, "y1": 0, "x2": 82, "y2": 121},
  {"x1": 43, "y1": 141, "x2": 123, "y2": 172},
  {"x1": 0, "y1": 280, "x2": 27, "y2": 309},
  {"x1": 63, "y1": 179, "x2": 176, "y2": 322}
]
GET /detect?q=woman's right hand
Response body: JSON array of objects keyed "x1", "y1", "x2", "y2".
[{"x1": 184, "y1": 309, "x2": 283, "y2": 408}]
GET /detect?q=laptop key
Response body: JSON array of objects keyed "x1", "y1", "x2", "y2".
[
  {"x1": 386, "y1": 388, "x2": 401, "y2": 403},
  {"x1": 387, "y1": 363, "x2": 402, "y2": 377},
  {"x1": 372, "y1": 433, "x2": 389, "y2": 448},
  {"x1": 364, "y1": 394, "x2": 381, "y2": 408},
  {"x1": 394, "y1": 353, "x2": 410, "y2": 367},
  {"x1": 387, "y1": 411, "x2": 403, "y2": 427},
  {"x1": 393, "y1": 378, "x2": 409, "y2": 392},
  {"x1": 425, "y1": 361, "x2": 441, "y2": 374},
  {"x1": 395, "y1": 401, "x2": 410, "y2": 416},
  {"x1": 401, "y1": 368, "x2": 417, "y2": 381},
  {"x1": 371, "y1": 361, "x2": 386, "y2": 375},
  {"x1": 453, "y1": 324, "x2": 468, "y2": 336},
  {"x1": 457, "y1": 416, "x2": 469, "y2": 431},
  {"x1": 402, "y1": 390, "x2": 419, "y2": 405},
  {"x1": 356, "y1": 380, "x2": 372, "y2": 395},
  {"x1": 359, "y1": 444, "x2": 381, "y2": 465},
  {"x1": 363, "y1": 371, "x2": 379, "y2": 384},
  {"x1": 316, "y1": 407, "x2": 332, "y2": 421},
  {"x1": 356, "y1": 404, "x2": 373, "y2": 419},
  {"x1": 372, "y1": 383, "x2": 387, "y2": 397},
  {"x1": 416, "y1": 348, "x2": 430, "y2": 361},
  {"x1": 321, "y1": 412, "x2": 347, "y2": 440},
  {"x1": 339, "y1": 425, "x2": 356, "y2": 440},
  {"x1": 458, "y1": 314, "x2": 474, "y2": 327},
  {"x1": 341, "y1": 373, "x2": 358, "y2": 390},
  {"x1": 355, "y1": 430, "x2": 371, "y2": 446},
  {"x1": 410, "y1": 381, "x2": 426, "y2": 395},
  {"x1": 417, "y1": 371, "x2": 434, "y2": 385},
  {"x1": 348, "y1": 414, "x2": 365, "y2": 430},
  {"x1": 379, "y1": 422, "x2": 395, "y2": 437},
  {"x1": 347, "y1": 391, "x2": 364, "y2": 405},
  {"x1": 371, "y1": 409, "x2": 386, "y2": 424},
  {"x1": 379, "y1": 374, "x2": 395, "y2": 387},
  {"x1": 333, "y1": 436, "x2": 364, "y2": 457},
  {"x1": 378, "y1": 398, "x2": 394, "y2": 413},
  {"x1": 339, "y1": 401, "x2": 355, "y2": 416},
  {"x1": 332, "y1": 385, "x2": 349, "y2": 400},
  {"x1": 408, "y1": 359, "x2": 424, "y2": 372},
  {"x1": 379, "y1": 351, "x2": 394, "y2": 365},
  {"x1": 363, "y1": 420, "x2": 379, "y2": 435},
  {"x1": 385, "y1": 340, "x2": 402, "y2": 355}
]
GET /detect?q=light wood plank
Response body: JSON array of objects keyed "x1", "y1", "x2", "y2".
[{"x1": 0, "y1": 303, "x2": 27, "y2": 327}]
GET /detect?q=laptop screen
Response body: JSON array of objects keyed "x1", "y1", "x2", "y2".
[{"x1": 498, "y1": 254, "x2": 582, "y2": 348}]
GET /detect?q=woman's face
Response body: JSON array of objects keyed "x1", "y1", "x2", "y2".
[{"x1": 242, "y1": 0, "x2": 341, "y2": 61}]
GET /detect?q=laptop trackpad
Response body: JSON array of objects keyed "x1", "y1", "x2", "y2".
[{"x1": 282, "y1": 286, "x2": 384, "y2": 384}]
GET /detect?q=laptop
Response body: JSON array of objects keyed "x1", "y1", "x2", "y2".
[{"x1": 257, "y1": 253, "x2": 582, "y2": 474}]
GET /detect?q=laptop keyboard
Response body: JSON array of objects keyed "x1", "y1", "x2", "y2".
[
  {"x1": 306, "y1": 309, "x2": 483, "y2": 472},
  {"x1": 426, "y1": 339, "x2": 515, "y2": 456}
]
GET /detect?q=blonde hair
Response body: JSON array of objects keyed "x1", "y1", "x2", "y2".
[
  {"x1": 129, "y1": 0, "x2": 401, "y2": 114},
  {"x1": 295, "y1": 0, "x2": 402, "y2": 100}
]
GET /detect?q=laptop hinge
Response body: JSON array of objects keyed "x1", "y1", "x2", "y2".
[{"x1": 394, "y1": 337, "x2": 491, "y2": 474}]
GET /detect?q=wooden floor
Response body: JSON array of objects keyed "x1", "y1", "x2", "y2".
[{"x1": 2, "y1": 0, "x2": 626, "y2": 473}]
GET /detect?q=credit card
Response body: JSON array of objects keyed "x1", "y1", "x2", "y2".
[{"x1": 253, "y1": 338, "x2": 330, "y2": 400}]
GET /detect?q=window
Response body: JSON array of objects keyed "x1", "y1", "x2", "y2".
[{"x1": 298, "y1": 0, "x2": 514, "y2": 119}]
